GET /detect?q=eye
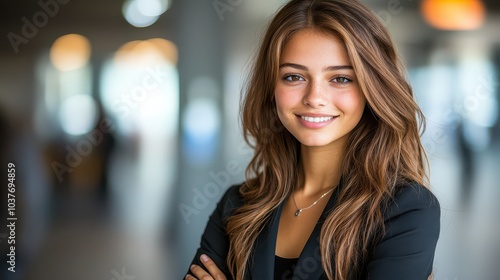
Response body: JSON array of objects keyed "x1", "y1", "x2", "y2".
[
  {"x1": 332, "y1": 76, "x2": 352, "y2": 85},
  {"x1": 283, "y1": 74, "x2": 305, "y2": 83}
]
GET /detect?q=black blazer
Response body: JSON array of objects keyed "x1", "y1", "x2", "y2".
[{"x1": 186, "y1": 182, "x2": 440, "y2": 279}]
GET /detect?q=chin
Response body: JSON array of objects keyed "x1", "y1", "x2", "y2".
[{"x1": 296, "y1": 136, "x2": 333, "y2": 147}]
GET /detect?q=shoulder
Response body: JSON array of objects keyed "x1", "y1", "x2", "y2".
[
  {"x1": 215, "y1": 183, "x2": 245, "y2": 220},
  {"x1": 381, "y1": 182, "x2": 441, "y2": 241},
  {"x1": 366, "y1": 183, "x2": 441, "y2": 278},
  {"x1": 385, "y1": 182, "x2": 440, "y2": 220}
]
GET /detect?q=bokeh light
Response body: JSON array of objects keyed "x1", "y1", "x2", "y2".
[
  {"x1": 50, "y1": 34, "x2": 91, "y2": 71},
  {"x1": 137, "y1": 0, "x2": 170, "y2": 17},
  {"x1": 59, "y1": 94, "x2": 97, "y2": 135},
  {"x1": 183, "y1": 98, "x2": 220, "y2": 141},
  {"x1": 421, "y1": 0, "x2": 486, "y2": 30},
  {"x1": 113, "y1": 38, "x2": 177, "y2": 65},
  {"x1": 123, "y1": 0, "x2": 159, "y2": 28}
]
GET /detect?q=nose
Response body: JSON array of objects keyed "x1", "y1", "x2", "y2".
[{"x1": 303, "y1": 81, "x2": 327, "y2": 108}]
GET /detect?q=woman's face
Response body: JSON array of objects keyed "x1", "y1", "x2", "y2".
[{"x1": 275, "y1": 29, "x2": 366, "y2": 149}]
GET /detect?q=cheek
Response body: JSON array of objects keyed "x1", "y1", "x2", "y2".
[
  {"x1": 274, "y1": 89, "x2": 293, "y2": 113},
  {"x1": 336, "y1": 91, "x2": 365, "y2": 116}
]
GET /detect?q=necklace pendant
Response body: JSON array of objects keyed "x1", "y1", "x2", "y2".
[{"x1": 294, "y1": 209, "x2": 302, "y2": 217}]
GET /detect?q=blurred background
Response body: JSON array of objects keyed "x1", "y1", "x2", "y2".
[{"x1": 0, "y1": 0, "x2": 499, "y2": 279}]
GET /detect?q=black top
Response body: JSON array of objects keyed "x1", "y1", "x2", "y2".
[
  {"x1": 186, "y1": 182, "x2": 440, "y2": 279},
  {"x1": 274, "y1": 255, "x2": 298, "y2": 279}
]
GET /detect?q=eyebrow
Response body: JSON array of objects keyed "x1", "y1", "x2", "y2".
[{"x1": 279, "y1": 63, "x2": 353, "y2": 72}]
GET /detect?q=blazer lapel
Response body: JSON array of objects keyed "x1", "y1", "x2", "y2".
[
  {"x1": 248, "y1": 185, "x2": 340, "y2": 280},
  {"x1": 249, "y1": 201, "x2": 284, "y2": 280}
]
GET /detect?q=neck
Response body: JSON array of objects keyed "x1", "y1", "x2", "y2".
[{"x1": 298, "y1": 141, "x2": 346, "y2": 197}]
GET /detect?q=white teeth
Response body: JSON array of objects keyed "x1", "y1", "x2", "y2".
[{"x1": 301, "y1": 116, "x2": 334, "y2": 123}]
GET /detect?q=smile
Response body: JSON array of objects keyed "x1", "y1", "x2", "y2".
[{"x1": 300, "y1": 116, "x2": 334, "y2": 123}]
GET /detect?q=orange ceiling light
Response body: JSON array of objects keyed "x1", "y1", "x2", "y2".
[{"x1": 421, "y1": 0, "x2": 485, "y2": 30}]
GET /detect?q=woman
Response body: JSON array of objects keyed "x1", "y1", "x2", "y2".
[{"x1": 185, "y1": 0, "x2": 440, "y2": 279}]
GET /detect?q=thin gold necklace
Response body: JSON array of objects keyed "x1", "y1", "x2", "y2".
[{"x1": 292, "y1": 187, "x2": 335, "y2": 217}]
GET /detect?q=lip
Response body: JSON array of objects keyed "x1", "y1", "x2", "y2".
[{"x1": 296, "y1": 114, "x2": 337, "y2": 129}]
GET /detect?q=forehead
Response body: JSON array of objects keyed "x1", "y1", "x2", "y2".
[{"x1": 280, "y1": 29, "x2": 350, "y2": 65}]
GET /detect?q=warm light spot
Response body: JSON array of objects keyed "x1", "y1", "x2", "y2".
[
  {"x1": 133, "y1": 40, "x2": 161, "y2": 59},
  {"x1": 146, "y1": 38, "x2": 178, "y2": 65},
  {"x1": 50, "y1": 34, "x2": 91, "y2": 71},
  {"x1": 421, "y1": 0, "x2": 485, "y2": 30},
  {"x1": 114, "y1": 40, "x2": 143, "y2": 63},
  {"x1": 113, "y1": 39, "x2": 178, "y2": 65},
  {"x1": 116, "y1": 40, "x2": 161, "y2": 65}
]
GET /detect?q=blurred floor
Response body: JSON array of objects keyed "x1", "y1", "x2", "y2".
[
  {"x1": 15, "y1": 147, "x2": 175, "y2": 280},
  {"x1": 20, "y1": 193, "x2": 172, "y2": 280}
]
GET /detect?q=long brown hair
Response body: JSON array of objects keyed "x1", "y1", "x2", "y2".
[{"x1": 226, "y1": 0, "x2": 428, "y2": 279}]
